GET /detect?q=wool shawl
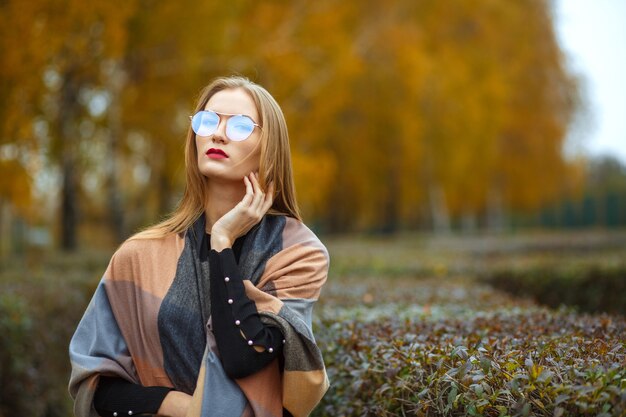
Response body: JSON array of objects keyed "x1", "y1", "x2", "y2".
[{"x1": 69, "y1": 214, "x2": 330, "y2": 417}]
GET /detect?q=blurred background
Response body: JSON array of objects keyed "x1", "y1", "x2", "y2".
[
  {"x1": 1, "y1": 0, "x2": 625, "y2": 416},
  {"x1": 0, "y1": 0, "x2": 625, "y2": 253}
]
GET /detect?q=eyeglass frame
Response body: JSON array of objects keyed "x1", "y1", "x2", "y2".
[{"x1": 189, "y1": 109, "x2": 263, "y2": 141}]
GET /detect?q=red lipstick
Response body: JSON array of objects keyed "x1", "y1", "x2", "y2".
[{"x1": 206, "y1": 148, "x2": 228, "y2": 159}]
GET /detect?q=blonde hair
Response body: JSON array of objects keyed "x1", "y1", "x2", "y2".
[{"x1": 133, "y1": 76, "x2": 301, "y2": 240}]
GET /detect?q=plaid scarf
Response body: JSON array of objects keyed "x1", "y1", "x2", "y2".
[{"x1": 69, "y1": 214, "x2": 329, "y2": 417}]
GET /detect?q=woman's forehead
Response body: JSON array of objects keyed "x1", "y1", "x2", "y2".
[{"x1": 205, "y1": 88, "x2": 259, "y2": 120}]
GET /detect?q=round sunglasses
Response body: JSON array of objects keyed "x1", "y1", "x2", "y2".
[{"x1": 190, "y1": 110, "x2": 262, "y2": 141}]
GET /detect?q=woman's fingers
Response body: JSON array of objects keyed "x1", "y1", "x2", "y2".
[
  {"x1": 240, "y1": 175, "x2": 254, "y2": 207},
  {"x1": 213, "y1": 174, "x2": 271, "y2": 244},
  {"x1": 239, "y1": 173, "x2": 272, "y2": 218}
]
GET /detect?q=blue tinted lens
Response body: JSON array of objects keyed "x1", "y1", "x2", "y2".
[
  {"x1": 226, "y1": 115, "x2": 255, "y2": 141},
  {"x1": 191, "y1": 111, "x2": 219, "y2": 136}
]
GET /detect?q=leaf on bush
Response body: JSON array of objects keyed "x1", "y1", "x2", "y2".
[
  {"x1": 554, "y1": 394, "x2": 569, "y2": 404},
  {"x1": 536, "y1": 369, "x2": 553, "y2": 383},
  {"x1": 480, "y1": 356, "x2": 492, "y2": 373},
  {"x1": 525, "y1": 357, "x2": 534, "y2": 370},
  {"x1": 447, "y1": 385, "x2": 458, "y2": 408},
  {"x1": 452, "y1": 345, "x2": 469, "y2": 359}
]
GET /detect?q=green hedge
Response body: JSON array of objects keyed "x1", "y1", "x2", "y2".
[
  {"x1": 313, "y1": 308, "x2": 626, "y2": 417},
  {"x1": 481, "y1": 264, "x2": 626, "y2": 316},
  {"x1": 0, "y1": 252, "x2": 105, "y2": 417},
  {"x1": 0, "y1": 294, "x2": 36, "y2": 415},
  {"x1": 3, "y1": 250, "x2": 626, "y2": 417}
]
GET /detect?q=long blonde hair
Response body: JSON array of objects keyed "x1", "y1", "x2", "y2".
[{"x1": 133, "y1": 76, "x2": 301, "y2": 240}]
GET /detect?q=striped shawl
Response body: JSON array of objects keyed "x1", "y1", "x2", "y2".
[{"x1": 69, "y1": 214, "x2": 329, "y2": 417}]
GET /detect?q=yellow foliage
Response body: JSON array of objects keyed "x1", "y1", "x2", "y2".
[
  {"x1": 292, "y1": 149, "x2": 337, "y2": 220},
  {"x1": 0, "y1": 160, "x2": 32, "y2": 211},
  {"x1": 0, "y1": 0, "x2": 583, "y2": 234}
]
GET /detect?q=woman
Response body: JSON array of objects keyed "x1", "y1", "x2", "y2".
[{"x1": 69, "y1": 76, "x2": 329, "y2": 417}]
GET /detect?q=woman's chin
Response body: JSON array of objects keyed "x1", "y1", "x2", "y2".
[
  {"x1": 198, "y1": 161, "x2": 259, "y2": 183},
  {"x1": 201, "y1": 170, "x2": 246, "y2": 183}
]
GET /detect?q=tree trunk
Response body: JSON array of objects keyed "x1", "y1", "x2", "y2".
[
  {"x1": 106, "y1": 61, "x2": 126, "y2": 243},
  {"x1": 323, "y1": 179, "x2": 350, "y2": 234},
  {"x1": 60, "y1": 150, "x2": 78, "y2": 250},
  {"x1": 429, "y1": 183, "x2": 451, "y2": 234},
  {"x1": 0, "y1": 199, "x2": 8, "y2": 258},
  {"x1": 486, "y1": 186, "x2": 506, "y2": 233},
  {"x1": 461, "y1": 210, "x2": 477, "y2": 234},
  {"x1": 106, "y1": 133, "x2": 125, "y2": 242},
  {"x1": 158, "y1": 168, "x2": 172, "y2": 217},
  {"x1": 59, "y1": 70, "x2": 80, "y2": 251},
  {"x1": 381, "y1": 165, "x2": 400, "y2": 234}
]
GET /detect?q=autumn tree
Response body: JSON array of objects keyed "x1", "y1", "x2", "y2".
[
  {"x1": 0, "y1": 0, "x2": 137, "y2": 250},
  {"x1": 1, "y1": 0, "x2": 582, "y2": 247}
]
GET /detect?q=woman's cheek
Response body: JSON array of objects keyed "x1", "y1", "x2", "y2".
[
  {"x1": 236, "y1": 143, "x2": 261, "y2": 173},
  {"x1": 233, "y1": 155, "x2": 260, "y2": 179}
]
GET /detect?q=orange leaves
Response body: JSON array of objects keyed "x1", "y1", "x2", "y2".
[
  {"x1": 292, "y1": 149, "x2": 336, "y2": 219},
  {"x1": 0, "y1": 159, "x2": 32, "y2": 211},
  {"x1": 0, "y1": 0, "x2": 581, "y2": 236}
]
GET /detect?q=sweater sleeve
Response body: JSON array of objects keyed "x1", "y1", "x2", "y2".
[
  {"x1": 209, "y1": 248, "x2": 284, "y2": 380},
  {"x1": 93, "y1": 376, "x2": 172, "y2": 417}
]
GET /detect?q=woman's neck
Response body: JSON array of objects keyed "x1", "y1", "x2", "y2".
[{"x1": 204, "y1": 178, "x2": 246, "y2": 233}]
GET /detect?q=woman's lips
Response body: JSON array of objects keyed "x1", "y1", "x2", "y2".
[{"x1": 206, "y1": 148, "x2": 228, "y2": 159}]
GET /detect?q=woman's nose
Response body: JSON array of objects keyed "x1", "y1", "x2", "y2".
[{"x1": 212, "y1": 118, "x2": 229, "y2": 143}]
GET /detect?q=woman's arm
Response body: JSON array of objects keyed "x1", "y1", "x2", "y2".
[
  {"x1": 94, "y1": 377, "x2": 191, "y2": 417},
  {"x1": 209, "y1": 247, "x2": 284, "y2": 379},
  {"x1": 93, "y1": 376, "x2": 173, "y2": 417},
  {"x1": 206, "y1": 172, "x2": 283, "y2": 378}
]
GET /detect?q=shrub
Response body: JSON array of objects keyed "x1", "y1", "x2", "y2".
[
  {"x1": 482, "y1": 264, "x2": 626, "y2": 316},
  {"x1": 0, "y1": 251, "x2": 107, "y2": 417},
  {"x1": 2, "y1": 240, "x2": 626, "y2": 417},
  {"x1": 0, "y1": 293, "x2": 37, "y2": 416},
  {"x1": 313, "y1": 307, "x2": 626, "y2": 417}
]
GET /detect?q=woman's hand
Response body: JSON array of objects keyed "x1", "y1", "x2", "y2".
[
  {"x1": 211, "y1": 172, "x2": 275, "y2": 251},
  {"x1": 157, "y1": 390, "x2": 192, "y2": 417}
]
